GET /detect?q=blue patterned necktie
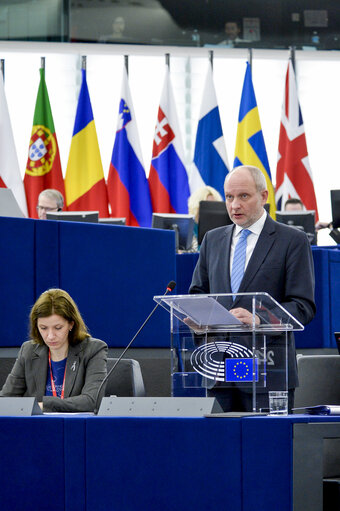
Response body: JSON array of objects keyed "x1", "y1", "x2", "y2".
[{"x1": 230, "y1": 229, "x2": 251, "y2": 295}]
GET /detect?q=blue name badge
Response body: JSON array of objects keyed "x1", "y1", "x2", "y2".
[{"x1": 225, "y1": 358, "x2": 259, "y2": 382}]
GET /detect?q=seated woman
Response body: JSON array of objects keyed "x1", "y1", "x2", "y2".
[{"x1": 0, "y1": 288, "x2": 107, "y2": 413}]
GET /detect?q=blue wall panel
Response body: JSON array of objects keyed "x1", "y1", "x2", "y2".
[
  {"x1": 0, "y1": 216, "x2": 338, "y2": 350},
  {"x1": 0, "y1": 217, "x2": 35, "y2": 346},
  {"x1": 329, "y1": 249, "x2": 340, "y2": 347},
  {"x1": 57, "y1": 222, "x2": 176, "y2": 348},
  {"x1": 295, "y1": 248, "x2": 332, "y2": 348}
]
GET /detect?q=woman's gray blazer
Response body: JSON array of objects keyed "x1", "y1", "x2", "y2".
[{"x1": 0, "y1": 337, "x2": 108, "y2": 412}]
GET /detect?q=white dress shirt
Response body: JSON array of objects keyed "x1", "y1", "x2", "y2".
[{"x1": 230, "y1": 211, "x2": 267, "y2": 274}]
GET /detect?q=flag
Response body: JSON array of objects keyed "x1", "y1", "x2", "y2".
[
  {"x1": 234, "y1": 62, "x2": 276, "y2": 218},
  {"x1": 65, "y1": 68, "x2": 109, "y2": 217},
  {"x1": 24, "y1": 67, "x2": 64, "y2": 218},
  {"x1": 191, "y1": 63, "x2": 230, "y2": 198},
  {"x1": 225, "y1": 358, "x2": 259, "y2": 382},
  {"x1": 0, "y1": 72, "x2": 28, "y2": 216},
  {"x1": 148, "y1": 67, "x2": 190, "y2": 214},
  {"x1": 276, "y1": 60, "x2": 319, "y2": 221},
  {"x1": 107, "y1": 67, "x2": 152, "y2": 227}
]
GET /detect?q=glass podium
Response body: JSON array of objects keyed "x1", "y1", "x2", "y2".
[{"x1": 154, "y1": 292, "x2": 304, "y2": 412}]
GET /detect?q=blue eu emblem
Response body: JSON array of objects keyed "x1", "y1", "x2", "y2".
[{"x1": 225, "y1": 358, "x2": 259, "y2": 382}]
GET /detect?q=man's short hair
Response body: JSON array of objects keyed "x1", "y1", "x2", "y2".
[
  {"x1": 284, "y1": 198, "x2": 303, "y2": 209},
  {"x1": 225, "y1": 165, "x2": 267, "y2": 192},
  {"x1": 38, "y1": 189, "x2": 64, "y2": 209}
]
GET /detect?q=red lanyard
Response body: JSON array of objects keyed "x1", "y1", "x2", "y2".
[{"x1": 48, "y1": 350, "x2": 67, "y2": 399}]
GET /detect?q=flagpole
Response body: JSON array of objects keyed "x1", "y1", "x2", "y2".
[
  {"x1": 248, "y1": 48, "x2": 253, "y2": 71},
  {"x1": 290, "y1": 46, "x2": 296, "y2": 72},
  {"x1": 0, "y1": 59, "x2": 4, "y2": 81},
  {"x1": 165, "y1": 53, "x2": 170, "y2": 69},
  {"x1": 124, "y1": 54, "x2": 129, "y2": 76},
  {"x1": 209, "y1": 50, "x2": 213, "y2": 70},
  {"x1": 41, "y1": 57, "x2": 45, "y2": 70}
]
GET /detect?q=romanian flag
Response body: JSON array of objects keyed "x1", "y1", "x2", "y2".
[
  {"x1": 234, "y1": 62, "x2": 276, "y2": 219},
  {"x1": 24, "y1": 67, "x2": 65, "y2": 218},
  {"x1": 65, "y1": 69, "x2": 109, "y2": 217}
]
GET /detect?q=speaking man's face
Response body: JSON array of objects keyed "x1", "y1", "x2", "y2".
[{"x1": 224, "y1": 168, "x2": 268, "y2": 228}]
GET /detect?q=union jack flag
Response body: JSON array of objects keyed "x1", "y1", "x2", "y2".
[{"x1": 276, "y1": 60, "x2": 319, "y2": 221}]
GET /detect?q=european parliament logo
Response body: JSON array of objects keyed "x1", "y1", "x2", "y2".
[{"x1": 225, "y1": 358, "x2": 259, "y2": 382}]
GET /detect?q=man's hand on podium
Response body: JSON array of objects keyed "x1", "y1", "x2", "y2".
[{"x1": 229, "y1": 307, "x2": 260, "y2": 326}]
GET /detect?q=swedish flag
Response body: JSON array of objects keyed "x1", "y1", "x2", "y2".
[
  {"x1": 234, "y1": 62, "x2": 276, "y2": 219},
  {"x1": 225, "y1": 358, "x2": 259, "y2": 382}
]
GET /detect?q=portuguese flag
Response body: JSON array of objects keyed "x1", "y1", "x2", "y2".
[{"x1": 24, "y1": 67, "x2": 65, "y2": 218}]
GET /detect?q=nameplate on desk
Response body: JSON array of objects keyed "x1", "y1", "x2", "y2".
[
  {"x1": 98, "y1": 397, "x2": 220, "y2": 417},
  {"x1": 0, "y1": 397, "x2": 43, "y2": 416}
]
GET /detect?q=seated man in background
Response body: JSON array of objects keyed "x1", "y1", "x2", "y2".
[
  {"x1": 284, "y1": 197, "x2": 330, "y2": 231},
  {"x1": 190, "y1": 165, "x2": 316, "y2": 412},
  {"x1": 36, "y1": 189, "x2": 64, "y2": 220},
  {"x1": 284, "y1": 197, "x2": 304, "y2": 211}
]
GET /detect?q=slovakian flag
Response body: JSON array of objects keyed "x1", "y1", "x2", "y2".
[
  {"x1": 276, "y1": 60, "x2": 319, "y2": 221},
  {"x1": 148, "y1": 67, "x2": 190, "y2": 214},
  {"x1": 107, "y1": 67, "x2": 152, "y2": 227},
  {"x1": 65, "y1": 68, "x2": 109, "y2": 217},
  {"x1": 0, "y1": 71, "x2": 28, "y2": 216},
  {"x1": 24, "y1": 67, "x2": 65, "y2": 218},
  {"x1": 234, "y1": 62, "x2": 276, "y2": 219},
  {"x1": 191, "y1": 63, "x2": 230, "y2": 198}
]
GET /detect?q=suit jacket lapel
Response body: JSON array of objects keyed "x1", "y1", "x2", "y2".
[
  {"x1": 32, "y1": 344, "x2": 48, "y2": 398},
  {"x1": 223, "y1": 225, "x2": 234, "y2": 294},
  {"x1": 64, "y1": 343, "x2": 82, "y2": 398}
]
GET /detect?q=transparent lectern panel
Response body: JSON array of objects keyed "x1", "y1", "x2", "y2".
[
  {"x1": 155, "y1": 293, "x2": 301, "y2": 412},
  {"x1": 154, "y1": 292, "x2": 304, "y2": 334}
]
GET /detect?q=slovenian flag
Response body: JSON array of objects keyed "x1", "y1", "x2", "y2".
[
  {"x1": 191, "y1": 63, "x2": 230, "y2": 198},
  {"x1": 65, "y1": 68, "x2": 109, "y2": 217},
  {"x1": 148, "y1": 67, "x2": 190, "y2": 214},
  {"x1": 107, "y1": 67, "x2": 152, "y2": 227}
]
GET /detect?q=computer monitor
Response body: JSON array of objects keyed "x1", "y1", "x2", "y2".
[
  {"x1": 46, "y1": 211, "x2": 99, "y2": 223},
  {"x1": 0, "y1": 188, "x2": 25, "y2": 218},
  {"x1": 198, "y1": 201, "x2": 232, "y2": 245},
  {"x1": 152, "y1": 213, "x2": 195, "y2": 251},
  {"x1": 98, "y1": 218, "x2": 126, "y2": 225},
  {"x1": 334, "y1": 332, "x2": 340, "y2": 354},
  {"x1": 331, "y1": 190, "x2": 340, "y2": 229},
  {"x1": 275, "y1": 210, "x2": 316, "y2": 244}
]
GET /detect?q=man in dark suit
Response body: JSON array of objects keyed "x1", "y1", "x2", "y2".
[{"x1": 189, "y1": 165, "x2": 316, "y2": 412}]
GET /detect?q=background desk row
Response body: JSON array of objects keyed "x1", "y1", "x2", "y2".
[{"x1": 1, "y1": 216, "x2": 339, "y2": 349}]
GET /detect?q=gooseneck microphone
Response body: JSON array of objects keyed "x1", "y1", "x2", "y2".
[{"x1": 94, "y1": 281, "x2": 176, "y2": 414}]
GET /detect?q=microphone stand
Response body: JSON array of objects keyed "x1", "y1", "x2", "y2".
[{"x1": 94, "y1": 281, "x2": 176, "y2": 414}]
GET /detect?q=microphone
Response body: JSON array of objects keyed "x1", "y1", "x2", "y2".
[{"x1": 94, "y1": 281, "x2": 176, "y2": 414}]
